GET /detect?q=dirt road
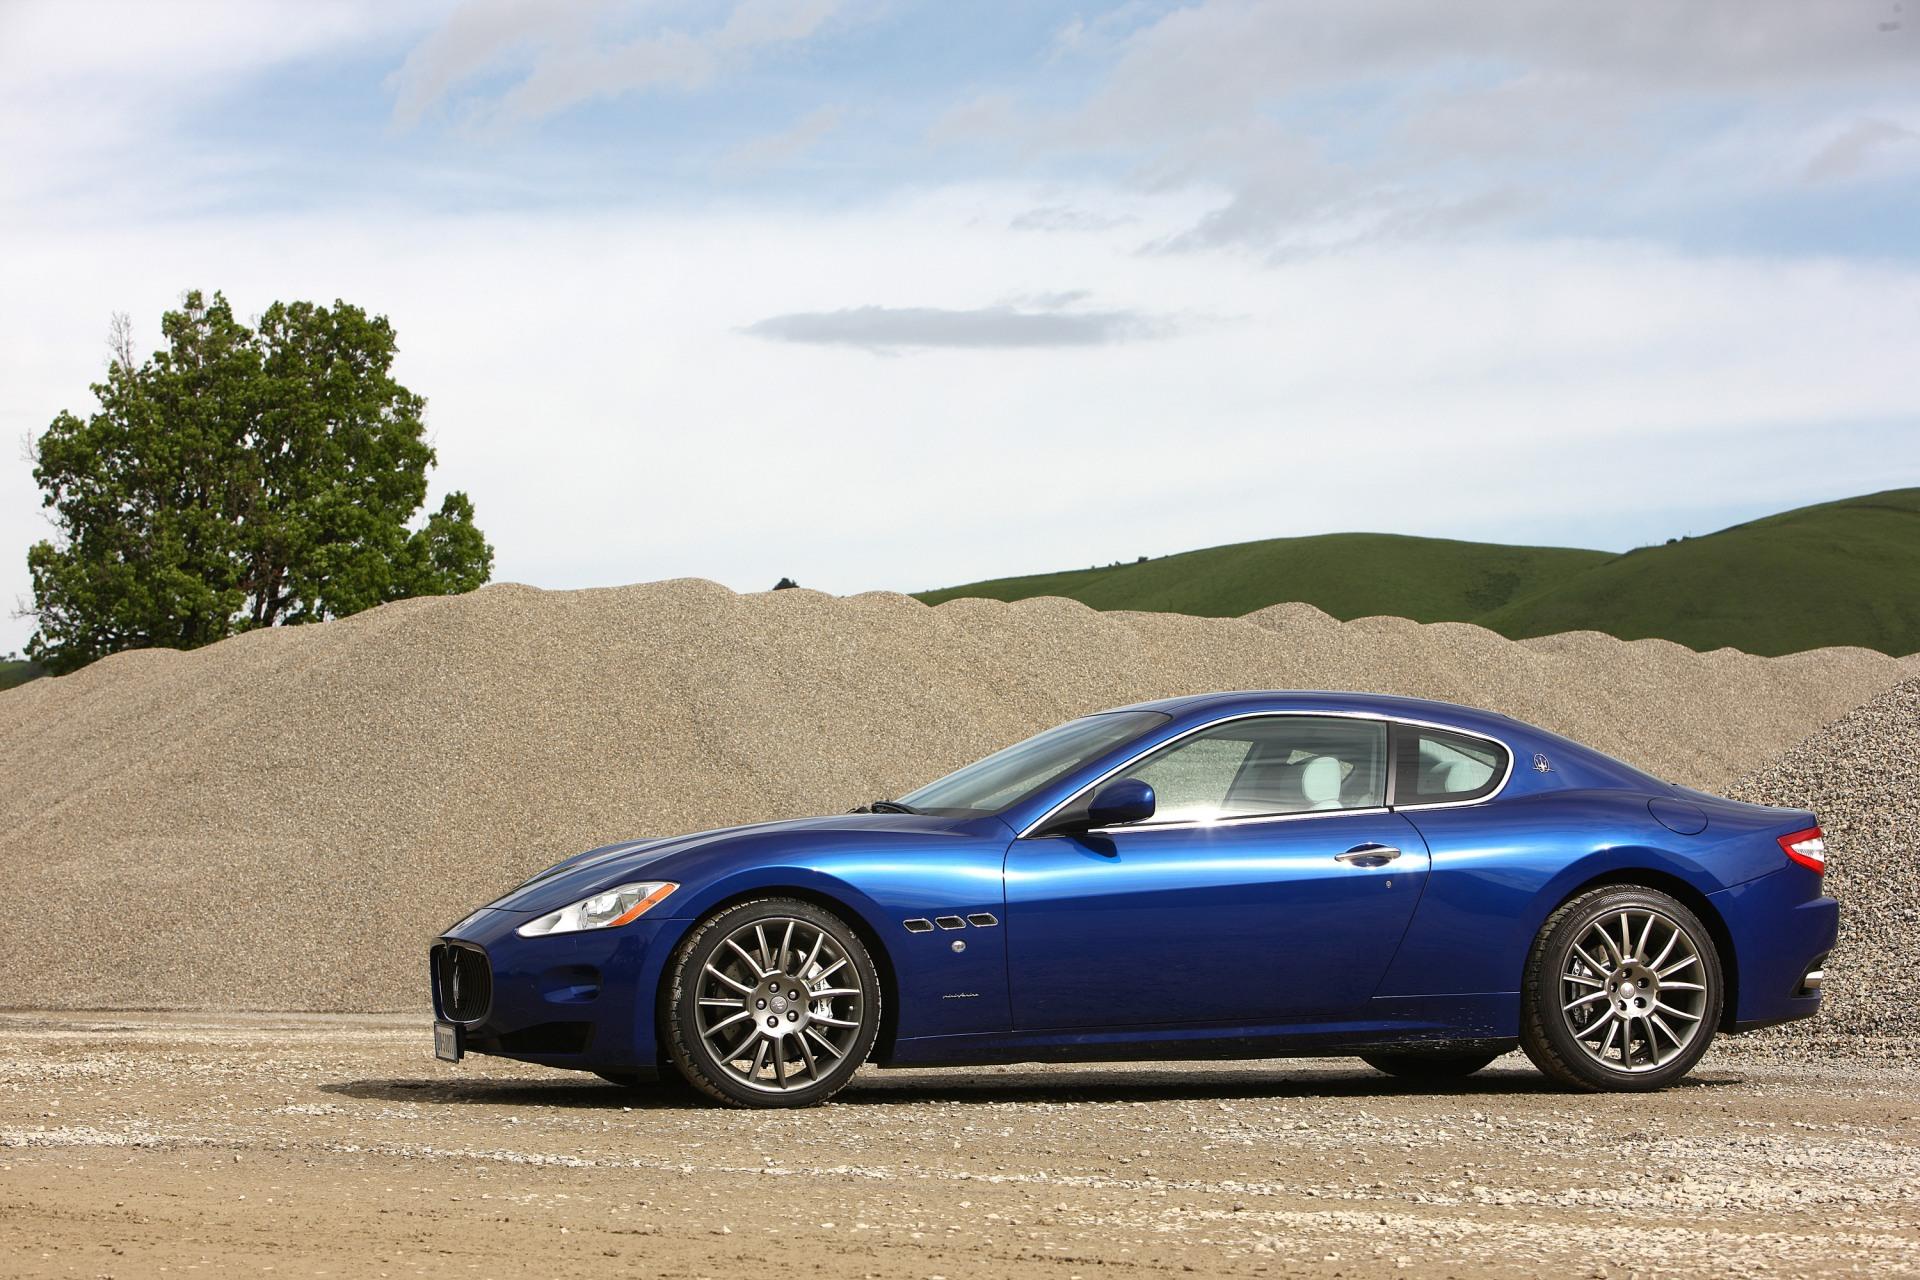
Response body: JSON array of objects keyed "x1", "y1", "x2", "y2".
[{"x1": 1, "y1": 1013, "x2": 1914, "y2": 1278}]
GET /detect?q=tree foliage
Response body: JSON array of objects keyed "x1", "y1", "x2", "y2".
[{"x1": 26, "y1": 291, "x2": 492, "y2": 673}]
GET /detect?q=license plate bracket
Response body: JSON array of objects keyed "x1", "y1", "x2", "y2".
[{"x1": 433, "y1": 1020, "x2": 463, "y2": 1063}]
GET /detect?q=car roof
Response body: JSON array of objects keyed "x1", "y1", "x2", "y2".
[
  {"x1": 1103, "y1": 690, "x2": 1527, "y2": 737},
  {"x1": 1096, "y1": 690, "x2": 1664, "y2": 792}
]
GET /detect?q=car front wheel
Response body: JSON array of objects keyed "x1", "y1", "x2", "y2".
[
  {"x1": 1520, "y1": 885, "x2": 1723, "y2": 1091},
  {"x1": 663, "y1": 896, "x2": 881, "y2": 1108}
]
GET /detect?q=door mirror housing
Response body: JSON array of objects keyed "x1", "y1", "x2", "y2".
[{"x1": 1086, "y1": 778, "x2": 1156, "y2": 829}]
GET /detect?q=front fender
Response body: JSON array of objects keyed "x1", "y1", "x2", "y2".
[{"x1": 659, "y1": 861, "x2": 1013, "y2": 1044}]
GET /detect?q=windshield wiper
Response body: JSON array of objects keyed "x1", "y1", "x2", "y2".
[{"x1": 856, "y1": 798, "x2": 920, "y2": 815}]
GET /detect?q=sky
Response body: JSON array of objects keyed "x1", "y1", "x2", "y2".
[{"x1": 3, "y1": 0, "x2": 1918, "y2": 655}]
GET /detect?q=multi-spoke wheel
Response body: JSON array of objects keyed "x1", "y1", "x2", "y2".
[
  {"x1": 663, "y1": 897, "x2": 881, "y2": 1108},
  {"x1": 1520, "y1": 885, "x2": 1722, "y2": 1091}
]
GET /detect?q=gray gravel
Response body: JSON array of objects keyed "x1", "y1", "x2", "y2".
[
  {"x1": 1732, "y1": 675, "x2": 1920, "y2": 1038},
  {"x1": 2, "y1": 1013, "x2": 1917, "y2": 1279},
  {"x1": 0, "y1": 579, "x2": 1913, "y2": 1012}
]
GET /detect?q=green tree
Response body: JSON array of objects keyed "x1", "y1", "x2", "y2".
[{"x1": 26, "y1": 291, "x2": 492, "y2": 673}]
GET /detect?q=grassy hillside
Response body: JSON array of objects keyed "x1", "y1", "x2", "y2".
[
  {"x1": 917, "y1": 488, "x2": 1920, "y2": 657},
  {"x1": 0, "y1": 660, "x2": 44, "y2": 693},
  {"x1": 918, "y1": 533, "x2": 1611, "y2": 622},
  {"x1": 1481, "y1": 489, "x2": 1920, "y2": 656}
]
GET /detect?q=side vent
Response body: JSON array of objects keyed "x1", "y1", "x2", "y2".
[
  {"x1": 902, "y1": 918, "x2": 934, "y2": 933},
  {"x1": 934, "y1": 916, "x2": 967, "y2": 930},
  {"x1": 966, "y1": 913, "x2": 999, "y2": 928}
]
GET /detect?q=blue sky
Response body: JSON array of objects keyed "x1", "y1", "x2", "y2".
[{"x1": 3, "y1": 0, "x2": 1919, "y2": 652}]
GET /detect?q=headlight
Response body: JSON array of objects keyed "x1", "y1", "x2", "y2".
[{"x1": 515, "y1": 882, "x2": 677, "y2": 938}]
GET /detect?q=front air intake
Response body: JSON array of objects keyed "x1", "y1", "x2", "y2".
[{"x1": 434, "y1": 943, "x2": 493, "y2": 1023}]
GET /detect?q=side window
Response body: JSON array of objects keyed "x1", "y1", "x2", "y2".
[
  {"x1": 1115, "y1": 716, "x2": 1388, "y2": 825},
  {"x1": 1392, "y1": 725, "x2": 1508, "y2": 806}
]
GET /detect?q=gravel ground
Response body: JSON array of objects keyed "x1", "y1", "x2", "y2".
[
  {"x1": 0, "y1": 1013, "x2": 1914, "y2": 1279},
  {"x1": 0, "y1": 579, "x2": 1913, "y2": 1012},
  {"x1": 1733, "y1": 676, "x2": 1920, "y2": 1038}
]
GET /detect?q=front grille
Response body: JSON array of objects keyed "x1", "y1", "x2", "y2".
[{"x1": 434, "y1": 943, "x2": 492, "y2": 1023}]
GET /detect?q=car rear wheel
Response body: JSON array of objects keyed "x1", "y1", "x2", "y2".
[
  {"x1": 1520, "y1": 885, "x2": 1722, "y2": 1092},
  {"x1": 663, "y1": 897, "x2": 881, "y2": 1108},
  {"x1": 1360, "y1": 1049, "x2": 1502, "y2": 1080}
]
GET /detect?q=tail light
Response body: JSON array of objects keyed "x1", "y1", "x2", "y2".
[{"x1": 1778, "y1": 825, "x2": 1826, "y2": 874}]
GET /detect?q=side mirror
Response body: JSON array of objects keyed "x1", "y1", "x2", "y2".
[{"x1": 1086, "y1": 778, "x2": 1156, "y2": 828}]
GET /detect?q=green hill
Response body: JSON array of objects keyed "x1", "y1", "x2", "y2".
[
  {"x1": 1480, "y1": 490, "x2": 1920, "y2": 656},
  {"x1": 0, "y1": 660, "x2": 44, "y2": 693},
  {"x1": 916, "y1": 488, "x2": 1920, "y2": 657},
  {"x1": 918, "y1": 533, "x2": 1610, "y2": 622}
]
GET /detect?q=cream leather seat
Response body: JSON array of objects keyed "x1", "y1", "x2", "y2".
[{"x1": 1299, "y1": 755, "x2": 1345, "y2": 810}]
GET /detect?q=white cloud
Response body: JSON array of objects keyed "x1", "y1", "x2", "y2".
[
  {"x1": 391, "y1": 0, "x2": 844, "y2": 128},
  {"x1": 948, "y1": 0, "x2": 1920, "y2": 251},
  {"x1": 387, "y1": 0, "x2": 621, "y2": 126},
  {"x1": 0, "y1": 0, "x2": 443, "y2": 218},
  {"x1": 0, "y1": 0, "x2": 414, "y2": 85},
  {"x1": 1008, "y1": 204, "x2": 1135, "y2": 233},
  {"x1": 744, "y1": 300, "x2": 1173, "y2": 351},
  {"x1": 4, "y1": 186, "x2": 1916, "y2": 653},
  {"x1": 720, "y1": 104, "x2": 846, "y2": 174},
  {"x1": 1803, "y1": 117, "x2": 1920, "y2": 182},
  {"x1": 1062, "y1": 0, "x2": 1913, "y2": 108}
]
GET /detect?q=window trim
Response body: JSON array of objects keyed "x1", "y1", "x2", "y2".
[{"x1": 1017, "y1": 709, "x2": 1516, "y2": 839}]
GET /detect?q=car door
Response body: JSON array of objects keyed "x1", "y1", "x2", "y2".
[{"x1": 1003, "y1": 714, "x2": 1431, "y2": 1030}]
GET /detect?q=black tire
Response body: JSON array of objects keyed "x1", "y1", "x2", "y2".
[
  {"x1": 663, "y1": 896, "x2": 882, "y2": 1109},
  {"x1": 1360, "y1": 1050, "x2": 1502, "y2": 1080},
  {"x1": 1520, "y1": 885, "x2": 1723, "y2": 1092}
]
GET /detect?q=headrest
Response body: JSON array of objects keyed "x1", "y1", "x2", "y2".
[{"x1": 1300, "y1": 755, "x2": 1343, "y2": 810}]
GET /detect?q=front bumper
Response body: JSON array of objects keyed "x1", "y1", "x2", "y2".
[{"x1": 430, "y1": 906, "x2": 684, "y2": 1072}]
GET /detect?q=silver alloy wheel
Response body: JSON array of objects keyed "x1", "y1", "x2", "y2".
[
  {"x1": 692, "y1": 915, "x2": 866, "y2": 1094},
  {"x1": 1559, "y1": 907, "x2": 1709, "y2": 1073}
]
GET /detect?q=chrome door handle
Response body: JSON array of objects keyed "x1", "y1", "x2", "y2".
[{"x1": 1336, "y1": 843, "x2": 1402, "y2": 866}]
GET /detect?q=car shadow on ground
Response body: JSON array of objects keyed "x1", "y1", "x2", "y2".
[
  {"x1": 323, "y1": 1076, "x2": 709, "y2": 1110},
  {"x1": 323, "y1": 1066, "x2": 1742, "y2": 1110},
  {"x1": 837, "y1": 1068, "x2": 1742, "y2": 1106}
]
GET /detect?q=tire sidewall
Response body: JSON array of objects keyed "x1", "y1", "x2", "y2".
[
  {"x1": 665, "y1": 897, "x2": 882, "y2": 1108},
  {"x1": 1529, "y1": 887, "x2": 1723, "y2": 1091}
]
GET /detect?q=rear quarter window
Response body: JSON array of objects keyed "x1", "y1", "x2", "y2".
[{"x1": 1392, "y1": 724, "x2": 1509, "y2": 806}]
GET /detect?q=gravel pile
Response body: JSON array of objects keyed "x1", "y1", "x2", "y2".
[
  {"x1": 0, "y1": 579, "x2": 1913, "y2": 1012},
  {"x1": 1731, "y1": 676, "x2": 1920, "y2": 1038}
]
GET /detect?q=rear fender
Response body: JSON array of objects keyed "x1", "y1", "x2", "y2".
[
  {"x1": 1381, "y1": 797, "x2": 1725, "y2": 1003},
  {"x1": 1518, "y1": 847, "x2": 1726, "y2": 952}
]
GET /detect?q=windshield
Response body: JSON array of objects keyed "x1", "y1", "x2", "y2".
[{"x1": 899, "y1": 711, "x2": 1168, "y2": 816}]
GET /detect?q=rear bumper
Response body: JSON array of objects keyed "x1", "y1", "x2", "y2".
[
  {"x1": 430, "y1": 907, "x2": 683, "y2": 1071},
  {"x1": 1709, "y1": 867, "x2": 1839, "y2": 1032}
]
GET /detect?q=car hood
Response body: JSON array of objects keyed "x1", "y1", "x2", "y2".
[{"x1": 482, "y1": 811, "x2": 987, "y2": 915}]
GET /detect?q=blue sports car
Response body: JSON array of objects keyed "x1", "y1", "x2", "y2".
[{"x1": 430, "y1": 691, "x2": 1836, "y2": 1107}]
